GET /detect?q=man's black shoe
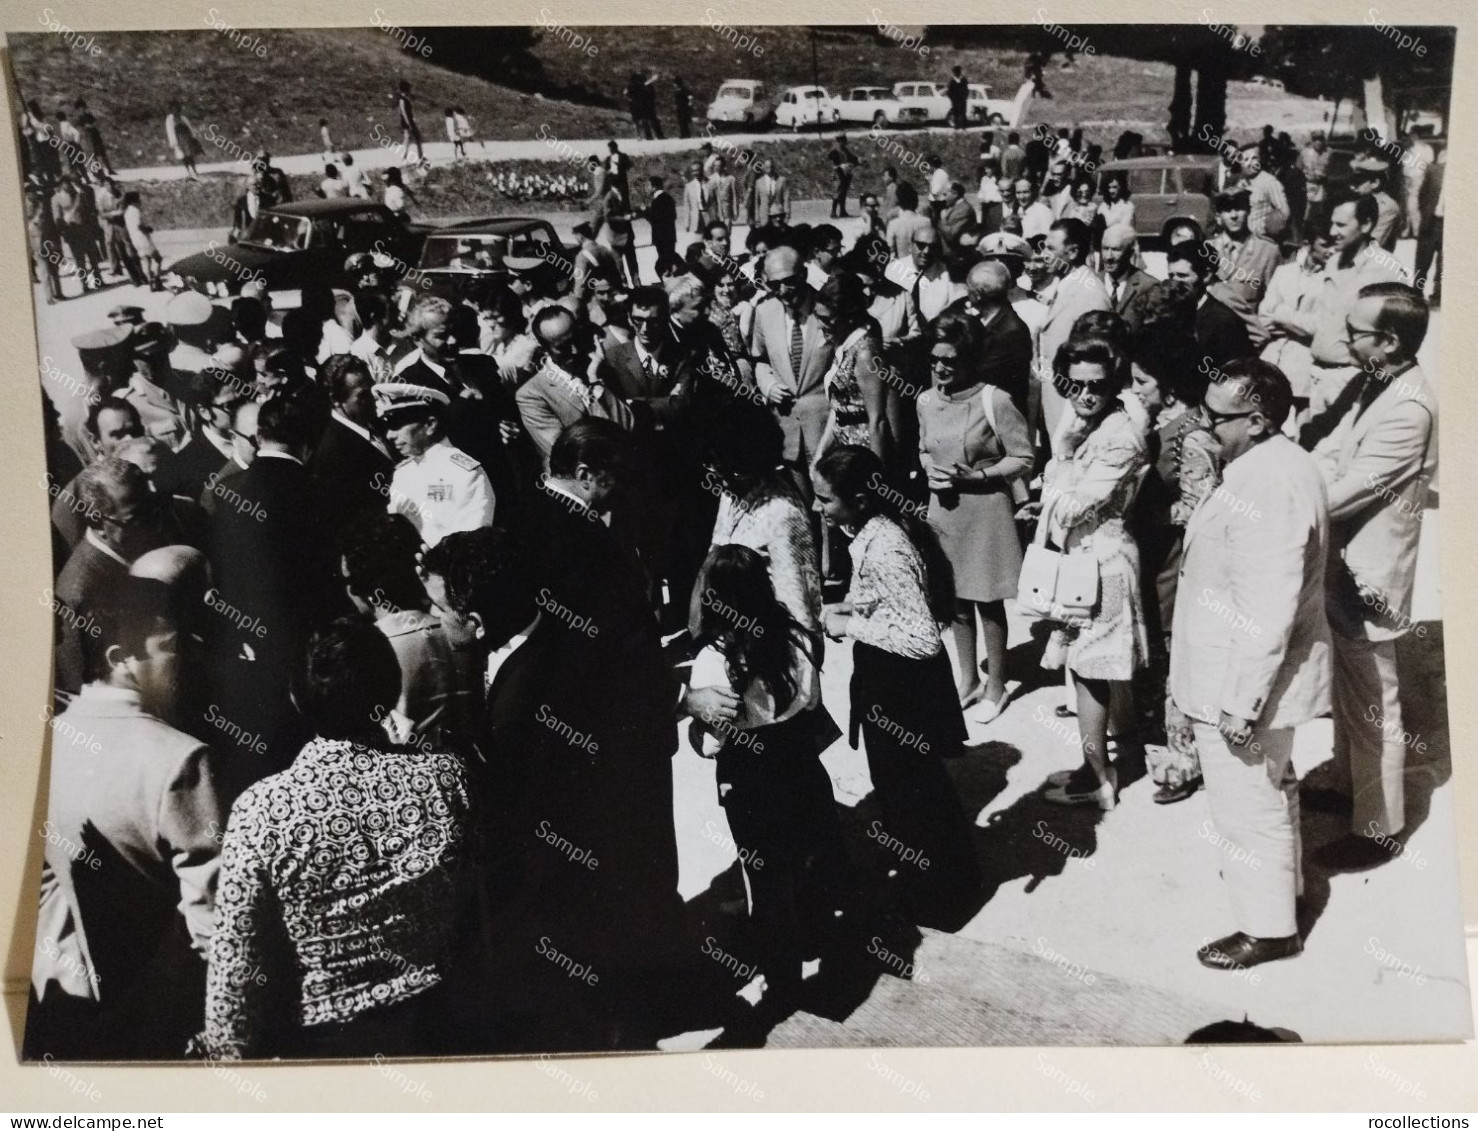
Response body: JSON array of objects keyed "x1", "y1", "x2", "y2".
[{"x1": 1197, "y1": 931, "x2": 1302, "y2": 971}]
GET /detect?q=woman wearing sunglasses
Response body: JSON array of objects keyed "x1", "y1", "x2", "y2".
[{"x1": 1034, "y1": 332, "x2": 1152, "y2": 809}]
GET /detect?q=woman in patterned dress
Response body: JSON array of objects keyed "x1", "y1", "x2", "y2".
[
  {"x1": 918, "y1": 310, "x2": 1034, "y2": 718},
  {"x1": 1128, "y1": 326, "x2": 1222, "y2": 803},
  {"x1": 195, "y1": 617, "x2": 478, "y2": 1060},
  {"x1": 1033, "y1": 334, "x2": 1152, "y2": 810},
  {"x1": 815, "y1": 445, "x2": 981, "y2": 927},
  {"x1": 814, "y1": 272, "x2": 888, "y2": 463}
]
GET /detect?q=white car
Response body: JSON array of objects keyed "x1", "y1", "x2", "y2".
[
  {"x1": 705, "y1": 80, "x2": 775, "y2": 129},
  {"x1": 832, "y1": 86, "x2": 929, "y2": 128},
  {"x1": 774, "y1": 86, "x2": 836, "y2": 131},
  {"x1": 967, "y1": 83, "x2": 1017, "y2": 126},
  {"x1": 891, "y1": 81, "x2": 952, "y2": 123}
]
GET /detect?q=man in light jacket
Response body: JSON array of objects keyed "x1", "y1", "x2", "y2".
[
  {"x1": 1172, "y1": 359, "x2": 1331, "y2": 972},
  {"x1": 1303, "y1": 282, "x2": 1436, "y2": 866}
]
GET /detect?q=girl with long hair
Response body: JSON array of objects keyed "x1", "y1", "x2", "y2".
[
  {"x1": 690, "y1": 544, "x2": 844, "y2": 1008},
  {"x1": 814, "y1": 444, "x2": 982, "y2": 926}
]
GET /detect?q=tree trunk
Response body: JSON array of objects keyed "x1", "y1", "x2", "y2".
[
  {"x1": 1168, "y1": 62, "x2": 1193, "y2": 151},
  {"x1": 1363, "y1": 73, "x2": 1396, "y2": 142},
  {"x1": 1192, "y1": 57, "x2": 1229, "y2": 152}
]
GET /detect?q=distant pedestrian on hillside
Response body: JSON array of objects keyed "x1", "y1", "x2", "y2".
[
  {"x1": 453, "y1": 106, "x2": 482, "y2": 152},
  {"x1": 828, "y1": 134, "x2": 859, "y2": 219},
  {"x1": 674, "y1": 77, "x2": 694, "y2": 139},
  {"x1": 74, "y1": 99, "x2": 116, "y2": 179},
  {"x1": 319, "y1": 118, "x2": 335, "y2": 161},
  {"x1": 394, "y1": 80, "x2": 425, "y2": 165},
  {"x1": 165, "y1": 100, "x2": 203, "y2": 180},
  {"x1": 947, "y1": 66, "x2": 970, "y2": 130},
  {"x1": 445, "y1": 108, "x2": 465, "y2": 158}
]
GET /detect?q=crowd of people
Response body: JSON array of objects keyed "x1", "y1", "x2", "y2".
[{"x1": 28, "y1": 111, "x2": 1440, "y2": 1063}]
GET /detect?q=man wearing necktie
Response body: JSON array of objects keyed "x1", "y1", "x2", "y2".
[{"x1": 515, "y1": 306, "x2": 634, "y2": 465}]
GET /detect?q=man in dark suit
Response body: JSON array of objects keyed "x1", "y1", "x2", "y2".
[
  {"x1": 604, "y1": 285, "x2": 713, "y2": 626},
  {"x1": 1165, "y1": 240, "x2": 1254, "y2": 369},
  {"x1": 1100, "y1": 223, "x2": 1158, "y2": 332},
  {"x1": 642, "y1": 174, "x2": 678, "y2": 269},
  {"x1": 53, "y1": 458, "x2": 166, "y2": 698},
  {"x1": 945, "y1": 260, "x2": 1033, "y2": 412},
  {"x1": 154, "y1": 369, "x2": 238, "y2": 504},
  {"x1": 311, "y1": 355, "x2": 396, "y2": 548},
  {"x1": 206, "y1": 383, "x2": 347, "y2": 791},
  {"x1": 422, "y1": 428, "x2": 682, "y2": 1046},
  {"x1": 748, "y1": 245, "x2": 836, "y2": 505}
]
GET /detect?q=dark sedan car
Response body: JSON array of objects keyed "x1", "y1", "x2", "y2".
[
  {"x1": 164, "y1": 199, "x2": 432, "y2": 296},
  {"x1": 397, "y1": 216, "x2": 575, "y2": 303}
]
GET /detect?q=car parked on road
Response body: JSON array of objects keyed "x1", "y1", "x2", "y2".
[
  {"x1": 705, "y1": 80, "x2": 775, "y2": 130},
  {"x1": 775, "y1": 86, "x2": 836, "y2": 131},
  {"x1": 891, "y1": 81, "x2": 952, "y2": 123},
  {"x1": 832, "y1": 86, "x2": 929, "y2": 129},
  {"x1": 164, "y1": 199, "x2": 432, "y2": 296},
  {"x1": 1097, "y1": 154, "x2": 1220, "y2": 243},
  {"x1": 968, "y1": 81, "x2": 1034, "y2": 128}
]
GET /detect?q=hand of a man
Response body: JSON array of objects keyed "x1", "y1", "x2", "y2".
[
  {"x1": 1218, "y1": 711, "x2": 1254, "y2": 748},
  {"x1": 684, "y1": 685, "x2": 740, "y2": 722}
]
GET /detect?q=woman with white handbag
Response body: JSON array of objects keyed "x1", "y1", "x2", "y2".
[{"x1": 1021, "y1": 334, "x2": 1152, "y2": 810}]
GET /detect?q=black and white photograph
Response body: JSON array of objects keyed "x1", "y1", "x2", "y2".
[{"x1": 9, "y1": 8, "x2": 1469, "y2": 1075}]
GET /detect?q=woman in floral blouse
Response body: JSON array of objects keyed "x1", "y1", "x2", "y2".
[
  {"x1": 195, "y1": 618, "x2": 478, "y2": 1060},
  {"x1": 815, "y1": 444, "x2": 981, "y2": 927}
]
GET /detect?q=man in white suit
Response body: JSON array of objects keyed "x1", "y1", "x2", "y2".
[
  {"x1": 1173, "y1": 360, "x2": 1331, "y2": 971},
  {"x1": 1035, "y1": 217, "x2": 1111, "y2": 437},
  {"x1": 1303, "y1": 282, "x2": 1436, "y2": 867}
]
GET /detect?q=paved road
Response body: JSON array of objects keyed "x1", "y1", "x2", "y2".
[{"x1": 28, "y1": 217, "x2": 1459, "y2": 1047}]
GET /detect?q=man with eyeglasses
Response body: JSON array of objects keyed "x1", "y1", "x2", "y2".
[
  {"x1": 894, "y1": 223, "x2": 963, "y2": 339},
  {"x1": 748, "y1": 245, "x2": 835, "y2": 504},
  {"x1": 516, "y1": 305, "x2": 635, "y2": 465},
  {"x1": 1172, "y1": 359, "x2": 1331, "y2": 971},
  {"x1": 1303, "y1": 283, "x2": 1435, "y2": 868}
]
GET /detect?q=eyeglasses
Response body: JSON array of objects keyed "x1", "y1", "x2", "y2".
[
  {"x1": 1052, "y1": 373, "x2": 1113, "y2": 397},
  {"x1": 930, "y1": 355, "x2": 959, "y2": 371},
  {"x1": 1201, "y1": 404, "x2": 1258, "y2": 429},
  {"x1": 912, "y1": 239, "x2": 937, "y2": 250},
  {"x1": 1345, "y1": 321, "x2": 1386, "y2": 343},
  {"x1": 769, "y1": 273, "x2": 804, "y2": 289}
]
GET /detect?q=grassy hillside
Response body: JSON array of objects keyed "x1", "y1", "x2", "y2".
[
  {"x1": 9, "y1": 27, "x2": 630, "y2": 168},
  {"x1": 11, "y1": 23, "x2": 1332, "y2": 172}
]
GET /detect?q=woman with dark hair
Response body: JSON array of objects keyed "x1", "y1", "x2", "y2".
[
  {"x1": 708, "y1": 271, "x2": 756, "y2": 385},
  {"x1": 256, "y1": 345, "x2": 309, "y2": 398},
  {"x1": 918, "y1": 309, "x2": 1034, "y2": 718},
  {"x1": 693, "y1": 399, "x2": 821, "y2": 634},
  {"x1": 1031, "y1": 335, "x2": 1152, "y2": 809},
  {"x1": 1127, "y1": 323, "x2": 1221, "y2": 803},
  {"x1": 815, "y1": 445, "x2": 981, "y2": 925},
  {"x1": 689, "y1": 544, "x2": 842, "y2": 1007},
  {"x1": 815, "y1": 272, "x2": 889, "y2": 463},
  {"x1": 196, "y1": 616, "x2": 478, "y2": 1059},
  {"x1": 1097, "y1": 174, "x2": 1135, "y2": 232}
]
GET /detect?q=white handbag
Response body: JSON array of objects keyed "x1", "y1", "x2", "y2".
[{"x1": 1016, "y1": 493, "x2": 1099, "y2": 622}]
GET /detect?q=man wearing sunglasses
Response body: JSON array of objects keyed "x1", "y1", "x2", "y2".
[
  {"x1": 1172, "y1": 360, "x2": 1332, "y2": 971},
  {"x1": 1303, "y1": 282, "x2": 1435, "y2": 868}
]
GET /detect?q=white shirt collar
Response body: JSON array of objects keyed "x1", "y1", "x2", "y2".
[
  {"x1": 256, "y1": 448, "x2": 304, "y2": 466},
  {"x1": 85, "y1": 529, "x2": 130, "y2": 567},
  {"x1": 485, "y1": 612, "x2": 543, "y2": 689},
  {"x1": 332, "y1": 409, "x2": 389, "y2": 454}
]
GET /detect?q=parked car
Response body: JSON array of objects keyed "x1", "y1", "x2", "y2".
[
  {"x1": 968, "y1": 81, "x2": 1034, "y2": 128},
  {"x1": 775, "y1": 86, "x2": 836, "y2": 131},
  {"x1": 891, "y1": 81, "x2": 952, "y2": 123},
  {"x1": 1096, "y1": 155, "x2": 1220, "y2": 243},
  {"x1": 164, "y1": 199, "x2": 432, "y2": 296},
  {"x1": 400, "y1": 216, "x2": 573, "y2": 304},
  {"x1": 832, "y1": 86, "x2": 929, "y2": 128},
  {"x1": 705, "y1": 80, "x2": 775, "y2": 129},
  {"x1": 1247, "y1": 75, "x2": 1286, "y2": 91}
]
